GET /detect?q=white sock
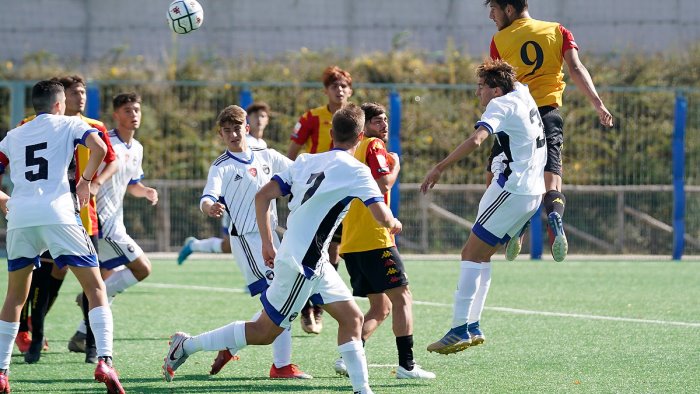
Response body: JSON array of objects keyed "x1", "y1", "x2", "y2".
[
  {"x1": 183, "y1": 321, "x2": 247, "y2": 356},
  {"x1": 468, "y1": 262, "x2": 492, "y2": 324},
  {"x1": 89, "y1": 306, "x2": 113, "y2": 358},
  {"x1": 452, "y1": 261, "x2": 482, "y2": 328},
  {"x1": 191, "y1": 237, "x2": 223, "y2": 253},
  {"x1": 272, "y1": 327, "x2": 292, "y2": 368},
  {"x1": 0, "y1": 321, "x2": 19, "y2": 370},
  {"x1": 76, "y1": 319, "x2": 87, "y2": 335},
  {"x1": 338, "y1": 340, "x2": 370, "y2": 393},
  {"x1": 104, "y1": 268, "x2": 139, "y2": 298}
]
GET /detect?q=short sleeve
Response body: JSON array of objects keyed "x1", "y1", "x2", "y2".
[
  {"x1": 97, "y1": 125, "x2": 117, "y2": 163},
  {"x1": 290, "y1": 111, "x2": 313, "y2": 145},
  {"x1": 269, "y1": 149, "x2": 293, "y2": 174},
  {"x1": 0, "y1": 148, "x2": 8, "y2": 175},
  {"x1": 489, "y1": 37, "x2": 501, "y2": 60},
  {"x1": 272, "y1": 165, "x2": 293, "y2": 197},
  {"x1": 364, "y1": 139, "x2": 392, "y2": 179},
  {"x1": 353, "y1": 166, "x2": 384, "y2": 205},
  {"x1": 201, "y1": 165, "x2": 223, "y2": 204},
  {"x1": 559, "y1": 25, "x2": 578, "y2": 54},
  {"x1": 68, "y1": 117, "x2": 97, "y2": 145},
  {"x1": 475, "y1": 99, "x2": 512, "y2": 134}
]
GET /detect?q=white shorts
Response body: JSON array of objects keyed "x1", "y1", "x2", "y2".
[
  {"x1": 6, "y1": 224, "x2": 98, "y2": 271},
  {"x1": 98, "y1": 226, "x2": 144, "y2": 270},
  {"x1": 221, "y1": 215, "x2": 231, "y2": 236},
  {"x1": 261, "y1": 261, "x2": 353, "y2": 329},
  {"x1": 472, "y1": 183, "x2": 542, "y2": 246},
  {"x1": 230, "y1": 231, "x2": 280, "y2": 296}
]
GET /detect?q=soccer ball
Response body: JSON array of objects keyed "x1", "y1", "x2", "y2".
[{"x1": 167, "y1": 0, "x2": 204, "y2": 34}]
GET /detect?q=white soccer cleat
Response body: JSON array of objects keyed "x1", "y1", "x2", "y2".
[
  {"x1": 334, "y1": 357, "x2": 348, "y2": 377},
  {"x1": 505, "y1": 236, "x2": 522, "y2": 261},
  {"x1": 396, "y1": 364, "x2": 436, "y2": 379},
  {"x1": 163, "y1": 332, "x2": 191, "y2": 382}
]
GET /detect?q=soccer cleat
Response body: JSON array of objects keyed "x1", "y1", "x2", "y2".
[
  {"x1": 94, "y1": 358, "x2": 125, "y2": 394},
  {"x1": 68, "y1": 330, "x2": 87, "y2": 353},
  {"x1": 0, "y1": 369, "x2": 9, "y2": 393},
  {"x1": 209, "y1": 350, "x2": 240, "y2": 375},
  {"x1": 269, "y1": 364, "x2": 313, "y2": 379},
  {"x1": 300, "y1": 309, "x2": 319, "y2": 335},
  {"x1": 396, "y1": 364, "x2": 436, "y2": 379},
  {"x1": 504, "y1": 236, "x2": 522, "y2": 261},
  {"x1": 85, "y1": 345, "x2": 98, "y2": 364},
  {"x1": 177, "y1": 237, "x2": 196, "y2": 265},
  {"x1": 467, "y1": 321, "x2": 485, "y2": 346},
  {"x1": 333, "y1": 357, "x2": 348, "y2": 377},
  {"x1": 427, "y1": 327, "x2": 471, "y2": 354},
  {"x1": 163, "y1": 332, "x2": 190, "y2": 382},
  {"x1": 15, "y1": 331, "x2": 31, "y2": 354},
  {"x1": 313, "y1": 305, "x2": 324, "y2": 333},
  {"x1": 24, "y1": 338, "x2": 43, "y2": 364},
  {"x1": 548, "y1": 212, "x2": 568, "y2": 262}
]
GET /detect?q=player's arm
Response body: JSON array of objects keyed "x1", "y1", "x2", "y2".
[
  {"x1": 76, "y1": 132, "x2": 107, "y2": 207},
  {"x1": 563, "y1": 49, "x2": 613, "y2": 128},
  {"x1": 375, "y1": 152, "x2": 400, "y2": 194},
  {"x1": 89, "y1": 131, "x2": 119, "y2": 196},
  {"x1": 288, "y1": 112, "x2": 311, "y2": 160},
  {"x1": 255, "y1": 180, "x2": 284, "y2": 266},
  {"x1": 127, "y1": 182, "x2": 158, "y2": 205},
  {"x1": 367, "y1": 201, "x2": 402, "y2": 235},
  {"x1": 0, "y1": 190, "x2": 8, "y2": 216},
  {"x1": 421, "y1": 126, "x2": 490, "y2": 193},
  {"x1": 287, "y1": 142, "x2": 303, "y2": 160},
  {"x1": 200, "y1": 198, "x2": 225, "y2": 218}
]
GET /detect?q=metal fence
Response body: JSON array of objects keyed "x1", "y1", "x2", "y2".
[{"x1": 1, "y1": 81, "x2": 698, "y2": 257}]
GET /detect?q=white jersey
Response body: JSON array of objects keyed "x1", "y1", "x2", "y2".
[
  {"x1": 273, "y1": 149, "x2": 384, "y2": 277},
  {"x1": 246, "y1": 134, "x2": 267, "y2": 149},
  {"x1": 96, "y1": 130, "x2": 144, "y2": 237},
  {"x1": 0, "y1": 114, "x2": 96, "y2": 230},
  {"x1": 476, "y1": 82, "x2": 546, "y2": 195},
  {"x1": 201, "y1": 148, "x2": 291, "y2": 236}
]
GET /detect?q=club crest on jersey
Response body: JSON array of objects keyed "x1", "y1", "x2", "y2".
[
  {"x1": 248, "y1": 168, "x2": 257, "y2": 177},
  {"x1": 262, "y1": 164, "x2": 270, "y2": 175},
  {"x1": 265, "y1": 270, "x2": 275, "y2": 280},
  {"x1": 289, "y1": 312, "x2": 299, "y2": 322},
  {"x1": 127, "y1": 244, "x2": 135, "y2": 253}
]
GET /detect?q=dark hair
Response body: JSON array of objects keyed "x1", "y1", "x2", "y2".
[
  {"x1": 53, "y1": 74, "x2": 86, "y2": 90},
  {"x1": 322, "y1": 66, "x2": 352, "y2": 88},
  {"x1": 360, "y1": 102, "x2": 386, "y2": 124},
  {"x1": 31, "y1": 80, "x2": 65, "y2": 113},
  {"x1": 331, "y1": 104, "x2": 364, "y2": 144},
  {"x1": 483, "y1": 0, "x2": 528, "y2": 14},
  {"x1": 112, "y1": 92, "x2": 141, "y2": 111},
  {"x1": 245, "y1": 101, "x2": 270, "y2": 115},
  {"x1": 476, "y1": 58, "x2": 517, "y2": 94},
  {"x1": 216, "y1": 105, "x2": 247, "y2": 127}
]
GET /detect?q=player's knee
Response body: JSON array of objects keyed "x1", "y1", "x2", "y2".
[{"x1": 130, "y1": 257, "x2": 152, "y2": 281}]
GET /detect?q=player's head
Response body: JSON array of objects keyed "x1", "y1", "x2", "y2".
[
  {"x1": 246, "y1": 101, "x2": 270, "y2": 137},
  {"x1": 361, "y1": 102, "x2": 389, "y2": 143},
  {"x1": 322, "y1": 66, "x2": 353, "y2": 108},
  {"x1": 484, "y1": 0, "x2": 527, "y2": 30},
  {"x1": 53, "y1": 75, "x2": 86, "y2": 116},
  {"x1": 216, "y1": 105, "x2": 249, "y2": 152},
  {"x1": 31, "y1": 80, "x2": 66, "y2": 115},
  {"x1": 475, "y1": 59, "x2": 517, "y2": 107},
  {"x1": 331, "y1": 103, "x2": 365, "y2": 147},
  {"x1": 112, "y1": 92, "x2": 142, "y2": 132}
]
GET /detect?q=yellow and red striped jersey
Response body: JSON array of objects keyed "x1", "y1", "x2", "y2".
[{"x1": 290, "y1": 105, "x2": 334, "y2": 154}]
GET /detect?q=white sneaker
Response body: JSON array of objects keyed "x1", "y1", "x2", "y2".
[
  {"x1": 163, "y1": 332, "x2": 191, "y2": 382},
  {"x1": 396, "y1": 364, "x2": 436, "y2": 379},
  {"x1": 334, "y1": 357, "x2": 348, "y2": 377}
]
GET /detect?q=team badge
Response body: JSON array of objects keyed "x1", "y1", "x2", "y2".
[
  {"x1": 262, "y1": 164, "x2": 270, "y2": 175},
  {"x1": 289, "y1": 312, "x2": 299, "y2": 322},
  {"x1": 127, "y1": 244, "x2": 135, "y2": 253},
  {"x1": 248, "y1": 168, "x2": 257, "y2": 177},
  {"x1": 265, "y1": 270, "x2": 275, "y2": 280}
]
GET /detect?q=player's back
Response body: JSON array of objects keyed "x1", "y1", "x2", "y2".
[{"x1": 0, "y1": 114, "x2": 91, "y2": 229}]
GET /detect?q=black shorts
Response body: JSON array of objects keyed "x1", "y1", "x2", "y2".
[
  {"x1": 39, "y1": 234, "x2": 99, "y2": 262},
  {"x1": 331, "y1": 223, "x2": 343, "y2": 244},
  {"x1": 487, "y1": 105, "x2": 564, "y2": 177},
  {"x1": 342, "y1": 246, "x2": 409, "y2": 297}
]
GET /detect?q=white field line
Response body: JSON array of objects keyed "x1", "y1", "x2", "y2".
[{"x1": 141, "y1": 282, "x2": 700, "y2": 328}]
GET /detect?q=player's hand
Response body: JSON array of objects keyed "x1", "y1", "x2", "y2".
[
  {"x1": 388, "y1": 152, "x2": 400, "y2": 171},
  {"x1": 389, "y1": 218, "x2": 402, "y2": 235},
  {"x1": 76, "y1": 179, "x2": 90, "y2": 207},
  {"x1": 88, "y1": 181, "x2": 101, "y2": 197},
  {"x1": 145, "y1": 187, "x2": 158, "y2": 205},
  {"x1": 0, "y1": 196, "x2": 9, "y2": 216},
  {"x1": 207, "y1": 202, "x2": 225, "y2": 218},
  {"x1": 420, "y1": 166, "x2": 442, "y2": 194},
  {"x1": 597, "y1": 104, "x2": 614, "y2": 128},
  {"x1": 262, "y1": 243, "x2": 277, "y2": 268}
]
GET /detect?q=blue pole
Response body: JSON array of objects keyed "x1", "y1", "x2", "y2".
[
  {"x1": 530, "y1": 204, "x2": 543, "y2": 260},
  {"x1": 239, "y1": 87, "x2": 253, "y2": 111},
  {"x1": 86, "y1": 84, "x2": 100, "y2": 120},
  {"x1": 388, "y1": 90, "x2": 402, "y2": 217},
  {"x1": 672, "y1": 93, "x2": 687, "y2": 261}
]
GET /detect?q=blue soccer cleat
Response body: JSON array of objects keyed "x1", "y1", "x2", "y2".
[
  {"x1": 467, "y1": 321, "x2": 485, "y2": 346},
  {"x1": 177, "y1": 237, "x2": 196, "y2": 265},
  {"x1": 426, "y1": 326, "x2": 471, "y2": 354}
]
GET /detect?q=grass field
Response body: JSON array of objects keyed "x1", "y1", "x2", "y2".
[{"x1": 2, "y1": 256, "x2": 700, "y2": 393}]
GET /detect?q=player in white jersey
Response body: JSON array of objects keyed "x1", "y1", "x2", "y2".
[
  {"x1": 421, "y1": 59, "x2": 546, "y2": 355},
  {"x1": 191, "y1": 105, "x2": 311, "y2": 379},
  {"x1": 0, "y1": 80, "x2": 124, "y2": 393},
  {"x1": 177, "y1": 102, "x2": 271, "y2": 264},
  {"x1": 164, "y1": 104, "x2": 401, "y2": 394}
]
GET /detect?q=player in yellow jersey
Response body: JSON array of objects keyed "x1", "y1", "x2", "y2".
[
  {"x1": 288, "y1": 66, "x2": 354, "y2": 334},
  {"x1": 484, "y1": 0, "x2": 614, "y2": 262},
  {"x1": 335, "y1": 103, "x2": 435, "y2": 379}
]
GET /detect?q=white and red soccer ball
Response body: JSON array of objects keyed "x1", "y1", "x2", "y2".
[{"x1": 167, "y1": 0, "x2": 204, "y2": 34}]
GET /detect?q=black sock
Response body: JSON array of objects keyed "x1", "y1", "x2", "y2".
[
  {"x1": 46, "y1": 275, "x2": 65, "y2": 313},
  {"x1": 19, "y1": 300, "x2": 31, "y2": 332},
  {"x1": 544, "y1": 190, "x2": 566, "y2": 217},
  {"x1": 396, "y1": 335, "x2": 415, "y2": 370},
  {"x1": 82, "y1": 293, "x2": 96, "y2": 349},
  {"x1": 29, "y1": 263, "x2": 53, "y2": 342}
]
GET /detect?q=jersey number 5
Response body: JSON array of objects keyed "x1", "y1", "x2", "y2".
[
  {"x1": 301, "y1": 172, "x2": 325, "y2": 205},
  {"x1": 25, "y1": 143, "x2": 49, "y2": 181}
]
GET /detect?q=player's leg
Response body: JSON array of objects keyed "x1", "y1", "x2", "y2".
[
  {"x1": 467, "y1": 260, "x2": 492, "y2": 346},
  {"x1": 541, "y1": 106, "x2": 568, "y2": 261},
  {"x1": 0, "y1": 262, "x2": 34, "y2": 389}
]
